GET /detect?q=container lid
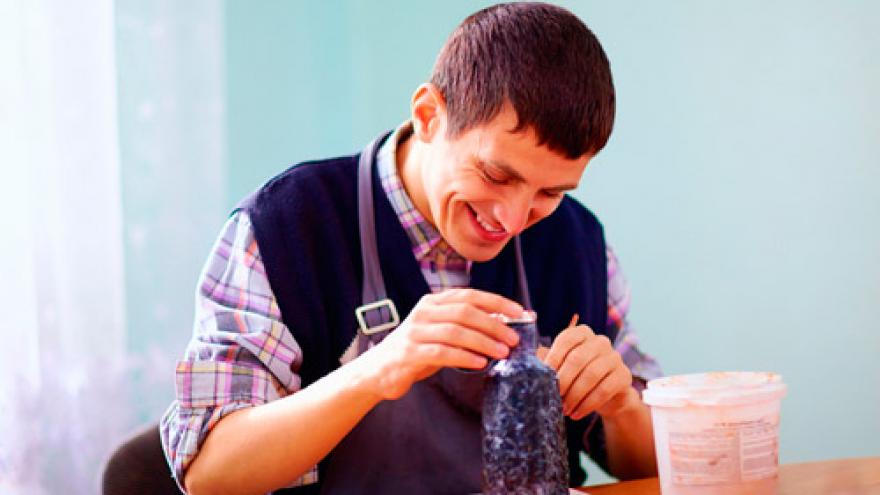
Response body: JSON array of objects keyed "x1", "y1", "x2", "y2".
[
  {"x1": 642, "y1": 371, "x2": 787, "y2": 407},
  {"x1": 491, "y1": 310, "x2": 537, "y2": 325}
]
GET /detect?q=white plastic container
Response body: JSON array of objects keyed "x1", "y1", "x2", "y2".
[{"x1": 642, "y1": 372, "x2": 787, "y2": 495}]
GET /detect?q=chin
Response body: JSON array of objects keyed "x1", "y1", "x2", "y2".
[{"x1": 453, "y1": 239, "x2": 509, "y2": 263}]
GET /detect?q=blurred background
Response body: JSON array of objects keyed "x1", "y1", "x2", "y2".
[{"x1": 1, "y1": 0, "x2": 878, "y2": 493}]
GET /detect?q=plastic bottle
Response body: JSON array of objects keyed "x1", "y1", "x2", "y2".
[{"x1": 481, "y1": 311, "x2": 569, "y2": 494}]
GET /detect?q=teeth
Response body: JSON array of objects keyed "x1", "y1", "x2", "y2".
[{"x1": 475, "y1": 211, "x2": 504, "y2": 233}]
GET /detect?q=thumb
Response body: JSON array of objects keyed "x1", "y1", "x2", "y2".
[{"x1": 536, "y1": 345, "x2": 549, "y2": 362}]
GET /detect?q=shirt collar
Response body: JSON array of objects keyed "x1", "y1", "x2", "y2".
[{"x1": 376, "y1": 123, "x2": 466, "y2": 266}]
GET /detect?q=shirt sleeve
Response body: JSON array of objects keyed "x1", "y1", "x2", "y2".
[
  {"x1": 605, "y1": 244, "x2": 663, "y2": 388},
  {"x1": 159, "y1": 210, "x2": 318, "y2": 492}
]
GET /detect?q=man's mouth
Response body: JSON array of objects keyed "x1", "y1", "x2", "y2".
[
  {"x1": 475, "y1": 213, "x2": 504, "y2": 233},
  {"x1": 467, "y1": 204, "x2": 507, "y2": 239}
]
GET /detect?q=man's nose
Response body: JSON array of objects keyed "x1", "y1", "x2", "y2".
[{"x1": 494, "y1": 196, "x2": 533, "y2": 236}]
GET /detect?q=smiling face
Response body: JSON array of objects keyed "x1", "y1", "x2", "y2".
[{"x1": 399, "y1": 85, "x2": 593, "y2": 262}]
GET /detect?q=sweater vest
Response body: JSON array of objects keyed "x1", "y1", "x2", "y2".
[{"x1": 236, "y1": 146, "x2": 612, "y2": 491}]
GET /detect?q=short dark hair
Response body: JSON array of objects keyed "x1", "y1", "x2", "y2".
[{"x1": 430, "y1": 2, "x2": 615, "y2": 158}]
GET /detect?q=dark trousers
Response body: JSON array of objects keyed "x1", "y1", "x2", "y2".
[{"x1": 102, "y1": 423, "x2": 182, "y2": 495}]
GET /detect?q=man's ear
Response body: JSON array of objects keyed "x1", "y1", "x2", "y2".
[{"x1": 410, "y1": 83, "x2": 446, "y2": 143}]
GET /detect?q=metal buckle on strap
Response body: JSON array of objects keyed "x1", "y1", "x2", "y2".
[{"x1": 355, "y1": 298, "x2": 400, "y2": 335}]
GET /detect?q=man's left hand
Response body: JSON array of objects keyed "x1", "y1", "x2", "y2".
[{"x1": 537, "y1": 323, "x2": 637, "y2": 420}]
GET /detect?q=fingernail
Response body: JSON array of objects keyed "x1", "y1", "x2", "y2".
[{"x1": 495, "y1": 343, "x2": 509, "y2": 357}]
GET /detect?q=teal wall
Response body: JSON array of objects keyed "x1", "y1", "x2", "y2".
[
  {"x1": 222, "y1": 0, "x2": 880, "y2": 472},
  {"x1": 116, "y1": 0, "x2": 878, "y2": 484},
  {"x1": 225, "y1": 1, "x2": 500, "y2": 205},
  {"x1": 569, "y1": 1, "x2": 880, "y2": 467},
  {"x1": 116, "y1": 0, "x2": 227, "y2": 423}
]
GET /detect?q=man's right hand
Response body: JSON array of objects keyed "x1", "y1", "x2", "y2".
[
  {"x1": 186, "y1": 289, "x2": 522, "y2": 494},
  {"x1": 357, "y1": 288, "x2": 524, "y2": 400}
]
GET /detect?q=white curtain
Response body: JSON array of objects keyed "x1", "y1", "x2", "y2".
[
  {"x1": 0, "y1": 0, "x2": 128, "y2": 492},
  {"x1": 0, "y1": 0, "x2": 225, "y2": 492}
]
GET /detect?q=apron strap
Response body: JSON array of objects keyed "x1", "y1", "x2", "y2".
[
  {"x1": 355, "y1": 135, "x2": 399, "y2": 354},
  {"x1": 514, "y1": 235, "x2": 532, "y2": 310}
]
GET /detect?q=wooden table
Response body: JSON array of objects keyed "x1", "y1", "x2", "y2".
[{"x1": 580, "y1": 457, "x2": 880, "y2": 494}]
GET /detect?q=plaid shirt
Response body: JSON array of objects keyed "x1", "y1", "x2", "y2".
[{"x1": 160, "y1": 125, "x2": 662, "y2": 490}]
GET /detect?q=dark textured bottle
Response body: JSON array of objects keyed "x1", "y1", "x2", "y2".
[{"x1": 482, "y1": 311, "x2": 569, "y2": 494}]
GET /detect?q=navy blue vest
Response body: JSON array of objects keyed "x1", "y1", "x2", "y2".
[{"x1": 236, "y1": 146, "x2": 613, "y2": 491}]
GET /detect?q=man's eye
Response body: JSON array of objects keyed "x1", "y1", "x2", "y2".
[
  {"x1": 542, "y1": 190, "x2": 563, "y2": 198},
  {"x1": 483, "y1": 171, "x2": 507, "y2": 185}
]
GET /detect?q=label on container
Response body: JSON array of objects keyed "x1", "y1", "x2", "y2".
[{"x1": 668, "y1": 417, "x2": 779, "y2": 485}]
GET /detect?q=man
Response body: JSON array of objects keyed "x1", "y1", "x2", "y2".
[{"x1": 161, "y1": 3, "x2": 661, "y2": 494}]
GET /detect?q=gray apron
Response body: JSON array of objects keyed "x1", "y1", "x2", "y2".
[{"x1": 317, "y1": 136, "x2": 532, "y2": 494}]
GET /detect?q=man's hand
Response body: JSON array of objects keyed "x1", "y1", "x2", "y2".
[
  {"x1": 539, "y1": 321, "x2": 658, "y2": 479},
  {"x1": 359, "y1": 288, "x2": 522, "y2": 400},
  {"x1": 539, "y1": 322, "x2": 636, "y2": 420}
]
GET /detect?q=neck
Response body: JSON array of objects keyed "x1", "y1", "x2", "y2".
[
  {"x1": 396, "y1": 128, "x2": 435, "y2": 227},
  {"x1": 509, "y1": 322, "x2": 538, "y2": 357}
]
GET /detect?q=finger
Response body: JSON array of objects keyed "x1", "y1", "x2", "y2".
[
  {"x1": 557, "y1": 333, "x2": 612, "y2": 399},
  {"x1": 536, "y1": 346, "x2": 549, "y2": 361},
  {"x1": 413, "y1": 322, "x2": 510, "y2": 360},
  {"x1": 414, "y1": 342, "x2": 489, "y2": 370},
  {"x1": 543, "y1": 324, "x2": 595, "y2": 371},
  {"x1": 556, "y1": 338, "x2": 603, "y2": 398},
  {"x1": 434, "y1": 288, "x2": 523, "y2": 317},
  {"x1": 560, "y1": 333, "x2": 613, "y2": 395},
  {"x1": 571, "y1": 368, "x2": 632, "y2": 419},
  {"x1": 561, "y1": 352, "x2": 616, "y2": 415},
  {"x1": 571, "y1": 365, "x2": 632, "y2": 420},
  {"x1": 422, "y1": 302, "x2": 519, "y2": 347}
]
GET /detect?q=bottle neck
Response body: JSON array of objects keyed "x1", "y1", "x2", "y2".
[{"x1": 509, "y1": 321, "x2": 538, "y2": 357}]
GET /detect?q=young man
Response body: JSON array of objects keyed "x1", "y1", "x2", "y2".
[{"x1": 161, "y1": 3, "x2": 661, "y2": 494}]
